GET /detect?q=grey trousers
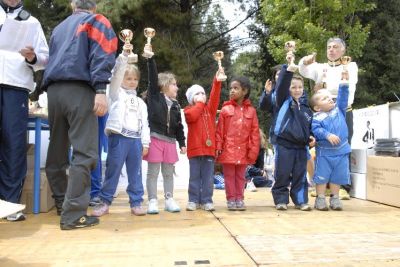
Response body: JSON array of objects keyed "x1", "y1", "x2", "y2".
[
  {"x1": 146, "y1": 162, "x2": 174, "y2": 200},
  {"x1": 46, "y1": 82, "x2": 98, "y2": 224}
]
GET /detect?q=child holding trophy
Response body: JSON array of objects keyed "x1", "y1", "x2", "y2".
[
  {"x1": 215, "y1": 76, "x2": 260, "y2": 211},
  {"x1": 268, "y1": 41, "x2": 313, "y2": 211},
  {"x1": 92, "y1": 29, "x2": 150, "y2": 217},
  {"x1": 309, "y1": 64, "x2": 352, "y2": 211},
  {"x1": 143, "y1": 40, "x2": 187, "y2": 214},
  {"x1": 183, "y1": 64, "x2": 225, "y2": 211}
]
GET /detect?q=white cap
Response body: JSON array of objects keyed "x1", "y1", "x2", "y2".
[{"x1": 185, "y1": 84, "x2": 205, "y2": 104}]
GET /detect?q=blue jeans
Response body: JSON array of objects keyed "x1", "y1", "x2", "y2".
[
  {"x1": 188, "y1": 156, "x2": 214, "y2": 204},
  {"x1": 99, "y1": 134, "x2": 143, "y2": 207},
  {"x1": 90, "y1": 115, "x2": 108, "y2": 198}
]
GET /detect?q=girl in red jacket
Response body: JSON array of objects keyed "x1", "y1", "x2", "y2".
[
  {"x1": 183, "y1": 68, "x2": 224, "y2": 211},
  {"x1": 216, "y1": 76, "x2": 260, "y2": 210}
]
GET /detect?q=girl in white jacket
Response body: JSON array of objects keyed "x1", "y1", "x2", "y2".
[{"x1": 92, "y1": 52, "x2": 150, "y2": 217}]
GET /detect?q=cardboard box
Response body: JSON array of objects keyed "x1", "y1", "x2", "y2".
[
  {"x1": 367, "y1": 156, "x2": 400, "y2": 208},
  {"x1": 350, "y1": 173, "x2": 367, "y2": 200},
  {"x1": 27, "y1": 144, "x2": 35, "y2": 170},
  {"x1": 27, "y1": 129, "x2": 50, "y2": 168},
  {"x1": 350, "y1": 149, "x2": 375, "y2": 174},
  {"x1": 20, "y1": 170, "x2": 54, "y2": 213}
]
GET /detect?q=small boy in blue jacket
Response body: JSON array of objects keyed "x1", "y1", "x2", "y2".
[
  {"x1": 269, "y1": 56, "x2": 313, "y2": 211},
  {"x1": 309, "y1": 71, "x2": 351, "y2": 211}
]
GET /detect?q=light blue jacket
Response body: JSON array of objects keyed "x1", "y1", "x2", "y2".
[{"x1": 312, "y1": 83, "x2": 351, "y2": 157}]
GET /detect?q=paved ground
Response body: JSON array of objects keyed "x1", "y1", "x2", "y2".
[{"x1": 1, "y1": 185, "x2": 400, "y2": 267}]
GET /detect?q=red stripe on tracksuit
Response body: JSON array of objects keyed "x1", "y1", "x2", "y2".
[
  {"x1": 76, "y1": 23, "x2": 117, "y2": 54},
  {"x1": 94, "y1": 14, "x2": 112, "y2": 28}
]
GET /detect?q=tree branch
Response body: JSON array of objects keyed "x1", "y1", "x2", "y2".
[{"x1": 193, "y1": 6, "x2": 261, "y2": 55}]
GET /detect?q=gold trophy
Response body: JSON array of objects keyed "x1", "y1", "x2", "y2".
[
  {"x1": 119, "y1": 29, "x2": 138, "y2": 63},
  {"x1": 284, "y1": 41, "x2": 296, "y2": 63},
  {"x1": 142, "y1": 28, "x2": 156, "y2": 58},
  {"x1": 213, "y1": 51, "x2": 227, "y2": 81},
  {"x1": 340, "y1": 56, "x2": 351, "y2": 81}
]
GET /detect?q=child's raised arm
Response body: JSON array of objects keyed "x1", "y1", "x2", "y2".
[
  {"x1": 147, "y1": 57, "x2": 159, "y2": 98},
  {"x1": 275, "y1": 64, "x2": 293, "y2": 108},
  {"x1": 108, "y1": 53, "x2": 128, "y2": 100},
  {"x1": 259, "y1": 86, "x2": 275, "y2": 113},
  {"x1": 208, "y1": 69, "x2": 223, "y2": 117},
  {"x1": 336, "y1": 77, "x2": 350, "y2": 116}
]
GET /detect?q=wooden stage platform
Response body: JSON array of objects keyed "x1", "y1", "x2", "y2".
[{"x1": 1, "y1": 188, "x2": 400, "y2": 266}]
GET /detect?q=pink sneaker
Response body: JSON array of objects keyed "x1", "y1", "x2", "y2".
[
  {"x1": 91, "y1": 203, "x2": 109, "y2": 217},
  {"x1": 131, "y1": 205, "x2": 146, "y2": 216}
]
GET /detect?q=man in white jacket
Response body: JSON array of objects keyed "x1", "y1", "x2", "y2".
[
  {"x1": 0, "y1": 0, "x2": 49, "y2": 221},
  {"x1": 299, "y1": 37, "x2": 358, "y2": 199}
]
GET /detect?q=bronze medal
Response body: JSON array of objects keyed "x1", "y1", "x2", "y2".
[{"x1": 206, "y1": 139, "x2": 212, "y2": 147}]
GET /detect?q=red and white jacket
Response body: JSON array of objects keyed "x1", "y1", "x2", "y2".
[
  {"x1": 216, "y1": 98, "x2": 260, "y2": 165},
  {"x1": 184, "y1": 77, "x2": 222, "y2": 159}
]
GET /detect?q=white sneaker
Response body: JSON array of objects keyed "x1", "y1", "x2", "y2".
[
  {"x1": 165, "y1": 197, "x2": 180, "y2": 213},
  {"x1": 246, "y1": 179, "x2": 257, "y2": 192},
  {"x1": 147, "y1": 199, "x2": 159, "y2": 214},
  {"x1": 186, "y1": 202, "x2": 199, "y2": 211},
  {"x1": 6, "y1": 211, "x2": 26, "y2": 221},
  {"x1": 202, "y1": 203, "x2": 215, "y2": 211}
]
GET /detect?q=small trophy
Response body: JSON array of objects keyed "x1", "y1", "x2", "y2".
[
  {"x1": 340, "y1": 56, "x2": 351, "y2": 81},
  {"x1": 284, "y1": 41, "x2": 296, "y2": 63},
  {"x1": 119, "y1": 29, "x2": 138, "y2": 63},
  {"x1": 284, "y1": 41, "x2": 298, "y2": 72},
  {"x1": 213, "y1": 51, "x2": 227, "y2": 81},
  {"x1": 142, "y1": 27, "x2": 156, "y2": 58}
]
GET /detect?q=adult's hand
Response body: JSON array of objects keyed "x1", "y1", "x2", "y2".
[
  {"x1": 303, "y1": 53, "x2": 317, "y2": 65},
  {"x1": 19, "y1": 46, "x2": 36, "y2": 63},
  {"x1": 93, "y1": 94, "x2": 108, "y2": 116}
]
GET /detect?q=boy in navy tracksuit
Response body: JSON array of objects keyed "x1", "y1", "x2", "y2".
[
  {"x1": 309, "y1": 72, "x2": 351, "y2": 211},
  {"x1": 269, "y1": 61, "x2": 313, "y2": 211}
]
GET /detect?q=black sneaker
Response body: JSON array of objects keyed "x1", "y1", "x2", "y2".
[
  {"x1": 60, "y1": 215, "x2": 99, "y2": 230},
  {"x1": 55, "y1": 199, "x2": 64, "y2": 216},
  {"x1": 55, "y1": 205, "x2": 63, "y2": 216}
]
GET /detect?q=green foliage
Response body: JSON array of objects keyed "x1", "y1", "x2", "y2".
[
  {"x1": 260, "y1": 0, "x2": 375, "y2": 63},
  {"x1": 356, "y1": 0, "x2": 400, "y2": 106}
]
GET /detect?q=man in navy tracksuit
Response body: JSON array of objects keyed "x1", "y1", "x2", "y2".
[
  {"x1": 268, "y1": 63, "x2": 313, "y2": 211},
  {"x1": 42, "y1": 0, "x2": 117, "y2": 230}
]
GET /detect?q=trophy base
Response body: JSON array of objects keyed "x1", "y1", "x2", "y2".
[
  {"x1": 216, "y1": 74, "x2": 227, "y2": 82},
  {"x1": 142, "y1": 51, "x2": 154, "y2": 58},
  {"x1": 128, "y1": 54, "x2": 138, "y2": 64}
]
